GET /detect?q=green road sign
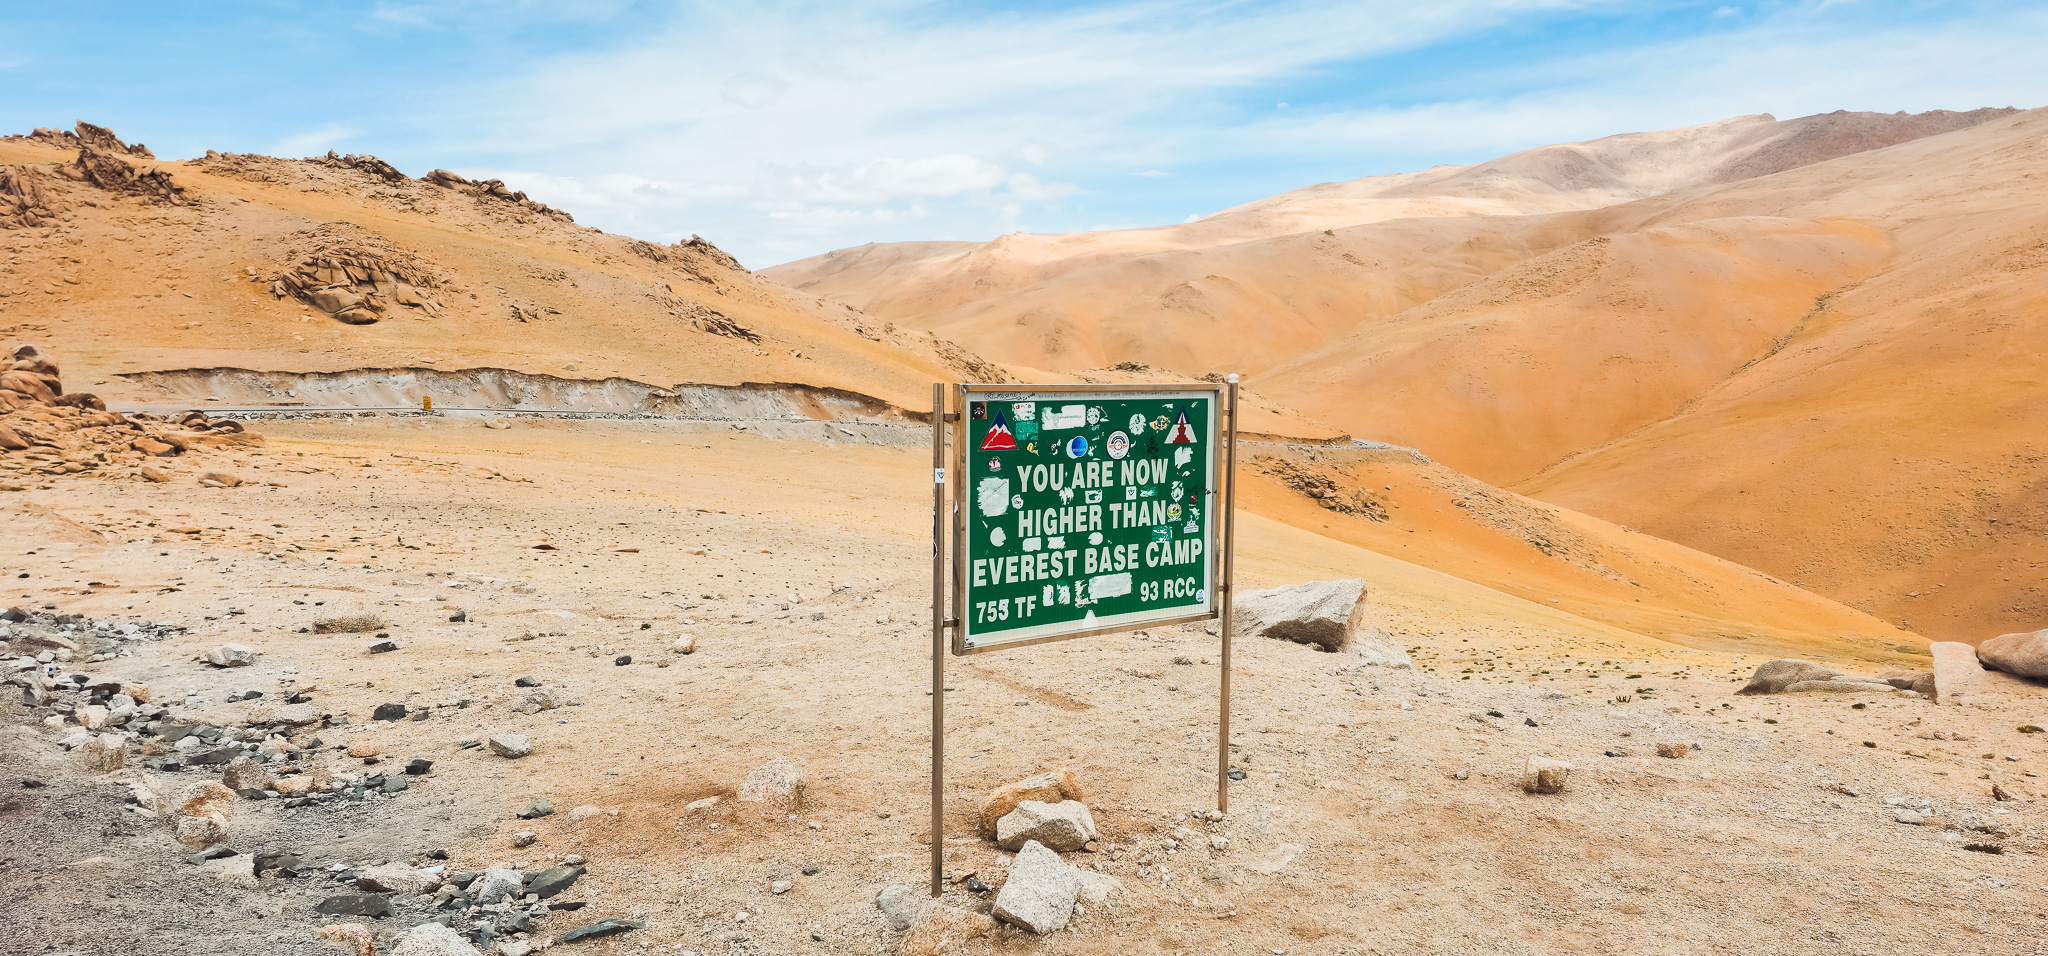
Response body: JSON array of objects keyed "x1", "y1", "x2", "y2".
[{"x1": 953, "y1": 385, "x2": 1220, "y2": 653}]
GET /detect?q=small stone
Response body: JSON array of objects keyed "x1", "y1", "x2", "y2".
[
  {"x1": 736, "y1": 756, "x2": 804, "y2": 810},
  {"x1": 513, "y1": 831, "x2": 537, "y2": 848},
  {"x1": 993, "y1": 840, "x2": 1080, "y2": 934},
  {"x1": 203, "y1": 644, "x2": 258, "y2": 667},
  {"x1": 172, "y1": 781, "x2": 236, "y2": 848},
  {"x1": 1522, "y1": 756, "x2": 1571, "y2": 794},
  {"x1": 356, "y1": 863, "x2": 442, "y2": 895},
  {"x1": 314, "y1": 893, "x2": 394, "y2": 918},
  {"x1": 470, "y1": 868, "x2": 524, "y2": 904},
  {"x1": 672, "y1": 636, "x2": 696, "y2": 655},
  {"x1": 996, "y1": 800, "x2": 1099, "y2": 852},
  {"x1": 448, "y1": 610, "x2": 467, "y2": 623},
  {"x1": 406, "y1": 758, "x2": 435, "y2": 775},
  {"x1": 876, "y1": 884, "x2": 922, "y2": 930},
  {"x1": 220, "y1": 755, "x2": 274, "y2": 790},
  {"x1": 559, "y1": 918, "x2": 644, "y2": 943},
  {"x1": 368, "y1": 639, "x2": 399, "y2": 654},
  {"x1": 516, "y1": 797, "x2": 554, "y2": 819},
  {"x1": 372, "y1": 703, "x2": 408, "y2": 722},
  {"x1": 1894, "y1": 809, "x2": 1929, "y2": 825},
  {"x1": 514, "y1": 676, "x2": 541, "y2": 688},
  {"x1": 526, "y1": 864, "x2": 584, "y2": 898},
  {"x1": 1655, "y1": 742, "x2": 1689, "y2": 759},
  {"x1": 613, "y1": 655, "x2": 631, "y2": 666},
  {"x1": 388, "y1": 921, "x2": 483, "y2": 955},
  {"x1": 77, "y1": 733, "x2": 127, "y2": 772},
  {"x1": 771, "y1": 879, "x2": 792, "y2": 895},
  {"x1": 313, "y1": 923, "x2": 377, "y2": 956},
  {"x1": 976, "y1": 769, "x2": 1086, "y2": 837},
  {"x1": 488, "y1": 733, "x2": 532, "y2": 758},
  {"x1": 900, "y1": 901, "x2": 996, "y2": 956}
]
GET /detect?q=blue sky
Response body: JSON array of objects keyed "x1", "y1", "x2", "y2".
[{"x1": 2, "y1": 1, "x2": 2042, "y2": 267}]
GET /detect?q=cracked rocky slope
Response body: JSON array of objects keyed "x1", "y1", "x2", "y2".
[{"x1": 3, "y1": 417, "x2": 2043, "y2": 956}]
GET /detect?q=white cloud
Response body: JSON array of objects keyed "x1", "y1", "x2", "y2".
[
  {"x1": 272, "y1": 124, "x2": 357, "y2": 157},
  {"x1": 327, "y1": 0, "x2": 2046, "y2": 264}
]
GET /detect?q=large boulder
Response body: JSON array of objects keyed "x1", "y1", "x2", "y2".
[
  {"x1": 995, "y1": 800, "x2": 1098, "y2": 852},
  {"x1": 1977, "y1": 629, "x2": 2048, "y2": 679},
  {"x1": 977, "y1": 769, "x2": 1086, "y2": 838},
  {"x1": 469, "y1": 867, "x2": 523, "y2": 904},
  {"x1": 1780, "y1": 678, "x2": 1896, "y2": 694},
  {"x1": 992, "y1": 840, "x2": 1079, "y2": 935},
  {"x1": 1736, "y1": 659, "x2": 1839, "y2": 695},
  {"x1": 1232, "y1": 578, "x2": 1379, "y2": 654},
  {"x1": 737, "y1": 755, "x2": 805, "y2": 811}
]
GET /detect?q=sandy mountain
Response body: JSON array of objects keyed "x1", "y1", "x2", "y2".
[
  {"x1": 0, "y1": 125, "x2": 1002, "y2": 415},
  {"x1": 763, "y1": 108, "x2": 2012, "y2": 349},
  {"x1": 765, "y1": 107, "x2": 2040, "y2": 643}
]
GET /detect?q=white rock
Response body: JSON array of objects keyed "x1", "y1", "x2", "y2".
[
  {"x1": 389, "y1": 921, "x2": 484, "y2": 956},
  {"x1": 737, "y1": 755, "x2": 804, "y2": 810},
  {"x1": 203, "y1": 644, "x2": 258, "y2": 667},
  {"x1": 486, "y1": 733, "x2": 531, "y2": 758},
  {"x1": 876, "y1": 883, "x2": 921, "y2": 930},
  {"x1": 357, "y1": 863, "x2": 443, "y2": 895},
  {"x1": 996, "y1": 800, "x2": 1099, "y2": 852},
  {"x1": 470, "y1": 867, "x2": 524, "y2": 904},
  {"x1": 1231, "y1": 579, "x2": 1404, "y2": 664},
  {"x1": 993, "y1": 840, "x2": 1079, "y2": 935}
]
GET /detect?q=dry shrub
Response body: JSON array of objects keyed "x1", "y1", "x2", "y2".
[{"x1": 312, "y1": 613, "x2": 384, "y2": 634}]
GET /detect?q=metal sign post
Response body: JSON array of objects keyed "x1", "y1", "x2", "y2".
[{"x1": 929, "y1": 380, "x2": 1239, "y2": 896}]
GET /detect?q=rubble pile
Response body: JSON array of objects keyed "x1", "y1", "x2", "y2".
[{"x1": 0, "y1": 346, "x2": 261, "y2": 483}]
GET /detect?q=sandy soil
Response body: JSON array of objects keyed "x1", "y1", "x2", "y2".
[{"x1": 5, "y1": 418, "x2": 2044, "y2": 956}]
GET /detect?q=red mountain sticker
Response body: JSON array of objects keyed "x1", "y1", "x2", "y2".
[
  {"x1": 1167, "y1": 410, "x2": 1197, "y2": 444},
  {"x1": 980, "y1": 411, "x2": 1018, "y2": 450}
]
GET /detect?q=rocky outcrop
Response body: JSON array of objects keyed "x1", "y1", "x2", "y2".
[
  {"x1": 1, "y1": 347, "x2": 262, "y2": 485},
  {"x1": 269, "y1": 227, "x2": 450, "y2": 325},
  {"x1": 1737, "y1": 659, "x2": 1839, "y2": 695}
]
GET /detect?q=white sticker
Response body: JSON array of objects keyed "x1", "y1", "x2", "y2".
[
  {"x1": 1085, "y1": 489, "x2": 1103, "y2": 504},
  {"x1": 1106, "y1": 430, "x2": 1130, "y2": 460},
  {"x1": 1090, "y1": 572, "x2": 1132, "y2": 600},
  {"x1": 1042, "y1": 404, "x2": 1086, "y2": 430},
  {"x1": 1042, "y1": 585, "x2": 1054, "y2": 604},
  {"x1": 934, "y1": 468, "x2": 945, "y2": 484},
  {"x1": 1197, "y1": 588, "x2": 1207, "y2": 603},
  {"x1": 1057, "y1": 584, "x2": 1071, "y2": 604},
  {"x1": 1013, "y1": 402, "x2": 1036, "y2": 420},
  {"x1": 1058, "y1": 487, "x2": 1075, "y2": 505},
  {"x1": 1011, "y1": 494, "x2": 1024, "y2": 509},
  {"x1": 1174, "y1": 447, "x2": 1193, "y2": 467},
  {"x1": 990, "y1": 527, "x2": 1007, "y2": 547},
  {"x1": 1022, "y1": 536, "x2": 1042, "y2": 552},
  {"x1": 1086, "y1": 406, "x2": 1103, "y2": 426},
  {"x1": 978, "y1": 477, "x2": 1011, "y2": 517},
  {"x1": 1088, "y1": 531, "x2": 1103, "y2": 545},
  {"x1": 1049, "y1": 535, "x2": 1066, "y2": 549},
  {"x1": 1125, "y1": 485, "x2": 1137, "y2": 500}
]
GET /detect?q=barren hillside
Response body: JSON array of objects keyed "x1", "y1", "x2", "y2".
[{"x1": 762, "y1": 107, "x2": 2045, "y2": 642}]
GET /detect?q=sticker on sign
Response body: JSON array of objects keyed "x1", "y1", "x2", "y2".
[{"x1": 954, "y1": 386, "x2": 1220, "y2": 653}]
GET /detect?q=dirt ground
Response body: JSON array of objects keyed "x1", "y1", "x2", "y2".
[{"x1": 4, "y1": 416, "x2": 2044, "y2": 956}]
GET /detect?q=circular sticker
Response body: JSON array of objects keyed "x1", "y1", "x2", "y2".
[
  {"x1": 1065, "y1": 435, "x2": 1089, "y2": 458},
  {"x1": 1086, "y1": 406, "x2": 1103, "y2": 426},
  {"x1": 1011, "y1": 494, "x2": 1024, "y2": 509},
  {"x1": 1197, "y1": 588, "x2": 1207, "y2": 603},
  {"x1": 1129, "y1": 413, "x2": 1146, "y2": 433},
  {"x1": 988, "y1": 457, "x2": 1002, "y2": 471},
  {"x1": 1106, "y1": 431, "x2": 1130, "y2": 460}
]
